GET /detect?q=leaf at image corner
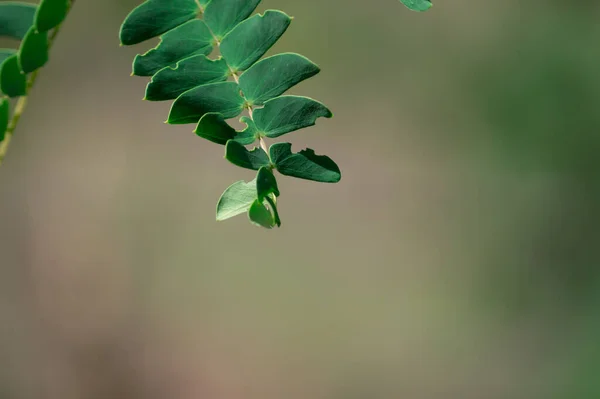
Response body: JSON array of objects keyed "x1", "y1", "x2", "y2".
[{"x1": 400, "y1": 0, "x2": 432, "y2": 12}]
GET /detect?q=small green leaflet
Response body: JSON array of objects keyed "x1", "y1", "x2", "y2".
[
  {"x1": 248, "y1": 199, "x2": 275, "y2": 228},
  {"x1": 400, "y1": 0, "x2": 433, "y2": 12},
  {"x1": 0, "y1": 2, "x2": 37, "y2": 40},
  {"x1": 0, "y1": 98, "x2": 9, "y2": 142},
  {"x1": 0, "y1": 55, "x2": 27, "y2": 98},
  {"x1": 225, "y1": 140, "x2": 270, "y2": 170},
  {"x1": 35, "y1": 0, "x2": 69, "y2": 32},
  {"x1": 167, "y1": 81, "x2": 244, "y2": 124},
  {"x1": 18, "y1": 27, "x2": 49, "y2": 73},
  {"x1": 216, "y1": 179, "x2": 257, "y2": 221},
  {"x1": 269, "y1": 143, "x2": 341, "y2": 183},
  {"x1": 195, "y1": 113, "x2": 255, "y2": 145}
]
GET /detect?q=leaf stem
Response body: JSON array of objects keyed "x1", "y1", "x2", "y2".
[{"x1": 0, "y1": 1, "x2": 75, "y2": 166}]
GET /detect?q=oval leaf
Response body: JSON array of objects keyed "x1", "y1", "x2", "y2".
[
  {"x1": 253, "y1": 95, "x2": 332, "y2": 139},
  {"x1": 203, "y1": 0, "x2": 261, "y2": 40},
  {"x1": 400, "y1": 0, "x2": 433, "y2": 11},
  {"x1": 0, "y1": 2, "x2": 37, "y2": 40},
  {"x1": 225, "y1": 140, "x2": 271, "y2": 171},
  {"x1": 0, "y1": 55, "x2": 27, "y2": 97},
  {"x1": 133, "y1": 20, "x2": 214, "y2": 77},
  {"x1": 167, "y1": 81, "x2": 244, "y2": 124},
  {"x1": 256, "y1": 166, "x2": 279, "y2": 200},
  {"x1": 145, "y1": 55, "x2": 228, "y2": 101},
  {"x1": 239, "y1": 53, "x2": 320, "y2": 105},
  {"x1": 35, "y1": 0, "x2": 69, "y2": 32},
  {"x1": 18, "y1": 26, "x2": 49, "y2": 73},
  {"x1": 119, "y1": 0, "x2": 200, "y2": 46},
  {"x1": 269, "y1": 143, "x2": 341, "y2": 183},
  {"x1": 248, "y1": 199, "x2": 275, "y2": 229},
  {"x1": 220, "y1": 10, "x2": 292, "y2": 72},
  {"x1": 216, "y1": 179, "x2": 257, "y2": 221}
]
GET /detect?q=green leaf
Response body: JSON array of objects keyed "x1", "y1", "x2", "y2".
[
  {"x1": 35, "y1": 0, "x2": 69, "y2": 32},
  {"x1": 253, "y1": 95, "x2": 332, "y2": 139},
  {"x1": 400, "y1": 0, "x2": 433, "y2": 12},
  {"x1": 216, "y1": 179, "x2": 257, "y2": 221},
  {"x1": 145, "y1": 55, "x2": 228, "y2": 101},
  {"x1": 269, "y1": 143, "x2": 341, "y2": 183},
  {"x1": 195, "y1": 113, "x2": 256, "y2": 145},
  {"x1": 119, "y1": 0, "x2": 200, "y2": 46},
  {"x1": 220, "y1": 10, "x2": 292, "y2": 72},
  {"x1": 0, "y1": 97, "x2": 9, "y2": 142},
  {"x1": 256, "y1": 166, "x2": 279, "y2": 200},
  {"x1": 225, "y1": 140, "x2": 270, "y2": 171},
  {"x1": 0, "y1": 49, "x2": 17, "y2": 66},
  {"x1": 248, "y1": 199, "x2": 275, "y2": 229},
  {"x1": 0, "y1": 55, "x2": 27, "y2": 98},
  {"x1": 0, "y1": 2, "x2": 37, "y2": 40},
  {"x1": 132, "y1": 20, "x2": 214, "y2": 77},
  {"x1": 167, "y1": 81, "x2": 244, "y2": 124},
  {"x1": 18, "y1": 27, "x2": 48, "y2": 73},
  {"x1": 203, "y1": 0, "x2": 261, "y2": 40},
  {"x1": 239, "y1": 53, "x2": 320, "y2": 105}
]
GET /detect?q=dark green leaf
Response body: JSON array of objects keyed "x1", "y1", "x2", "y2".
[
  {"x1": 0, "y1": 97, "x2": 9, "y2": 142},
  {"x1": 35, "y1": 0, "x2": 69, "y2": 32},
  {"x1": 167, "y1": 81, "x2": 244, "y2": 124},
  {"x1": 119, "y1": 0, "x2": 200, "y2": 46},
  {"x1": 220, "y1": 10, "x2": 291, "y2": 72},
  {"x1": 248, "y1": 199, "x2": 275, "y2": 229},
  {"x1": 0, "y1": 2, "x2": 37, "y2": 40},
  {"x1": 253, "y1": 95, "x2": 332, "y2": 138},
  {"x1": 239, "y1": 53, "x2": 320, "y2": 105},
  {"x1": 18, "y1": 27, "x2": 48, "y2": 73},
  {"x1": 264, "y1": 195, "x2": 281, "y2": 227},
  {"x1": 195, "y1": 113, "x2": 256, "y2": 145},
  {"x1": 0, "y1": 49, "x2": 17, "y2": 66},
  {"x1": 216, "y1": 179, "x2": 257, "y2": 221},
  {"x1": 145, "y1": 55, "x2": 228, "y2": 101},
  {"x1": 132, "y1": 20, "x2": 214, "y2": 77},
  {"x1": 400, "y1": 0, "x2": 432, "y2": 11},
  {"x1": 0, "y1": 55, "x2": 27, "y2": 98},
  {"x1": 203, "y1": 0, "x2": 261, "y2": 40},
  {"x1": 256, "y1": 166, "x2": 279, "y2": 200},
  {"x1": 225, "y1": 140, "x2": 270, "y2": 171},
  {"x1": 269, "y1": 143, "x2": 341, "y2": 183}
]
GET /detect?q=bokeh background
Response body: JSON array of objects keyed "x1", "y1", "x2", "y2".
[{"x1": 1, "y1": 0, "x2": 599, "y2": 397}]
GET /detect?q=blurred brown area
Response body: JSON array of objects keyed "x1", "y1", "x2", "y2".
[{"x1": 1, "y1": 0, "x2": 599, "y2": 398}]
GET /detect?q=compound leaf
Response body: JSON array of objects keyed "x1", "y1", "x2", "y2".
[
  {"x1": 0, "y1": 2, "x2": 37, "y2": 40},
  {"x1": 203, "y1": 0, "x2": 261, "y2": 40},
  {"x1": 167, "y1": 81, "x2": 244, "y2": 124},
  {"x1": 248, "y1": 199, "x2": 275, "y2": 229},
  {"x1": 0, "y1": 55, "x2": 27, "y2": 97},
  {"x1": 35, "y1": 0, "x2": 69, "y2": 32},
  {"x1": 18, "y1": 27, "x2": 49, "y2": 73},
  {"x1": 132, "y1": 20, "x2": 214, "y2": 77},
  {"x1": 225, "y1": 140, "x2": 270, "y2": 171},
  {"x1": 119, "y1": 0, "x2": 200, "y2": 46},
  {"x1": 216, "y1": 179, "x2": 257, "y2": 221},
  {"x1": 400, "y1": 0, "x2": 433, "y2": 12},
  {"x1": 220, "y1": 10, "x2": 292, "y2": 72},
  {"x1": 239, "y1": 53, "x2": 320, "y2": 105},
  {"x1": 145, "y1": 55, "x2": 228, "y2": 101},
  {"x1": 0, "y1": 97, "x2": 9, "y2": 142},
  {"x1": 253, "y1": 95, "x2": 332, "y2": 138},
  {"x1": 269, "y1": 143, "x2": 341, "y2": 183}
]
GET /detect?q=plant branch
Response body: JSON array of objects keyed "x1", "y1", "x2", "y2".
[{"x1": 0, "y1": 1, "x2": 75, "y2": 166}]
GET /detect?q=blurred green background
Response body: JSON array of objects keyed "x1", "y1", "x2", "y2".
[{"x1": 1, "y1": 0, "x2": 599, "y2": 397}]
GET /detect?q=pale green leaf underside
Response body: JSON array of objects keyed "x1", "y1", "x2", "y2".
[
  {"x1": 35, "y1": 0, "x2": 69, "y2": 32},
  {"x1": 216, "y1": 179, "x2": 257, "y2": 221},
  {"x1": 400, "y1": 0, "x2": 432, "y2": 12},
  {"x1": 0, "y1": 2, "x2": 37, "y2": 40}
]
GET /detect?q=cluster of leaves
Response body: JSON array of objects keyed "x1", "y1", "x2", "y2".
[
  {"x1": 120, "y1": 0, "x2": 342, "y2": 229},
  {"x1": 0, "y1": 0, "x2": 70, "y2": 142}
]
